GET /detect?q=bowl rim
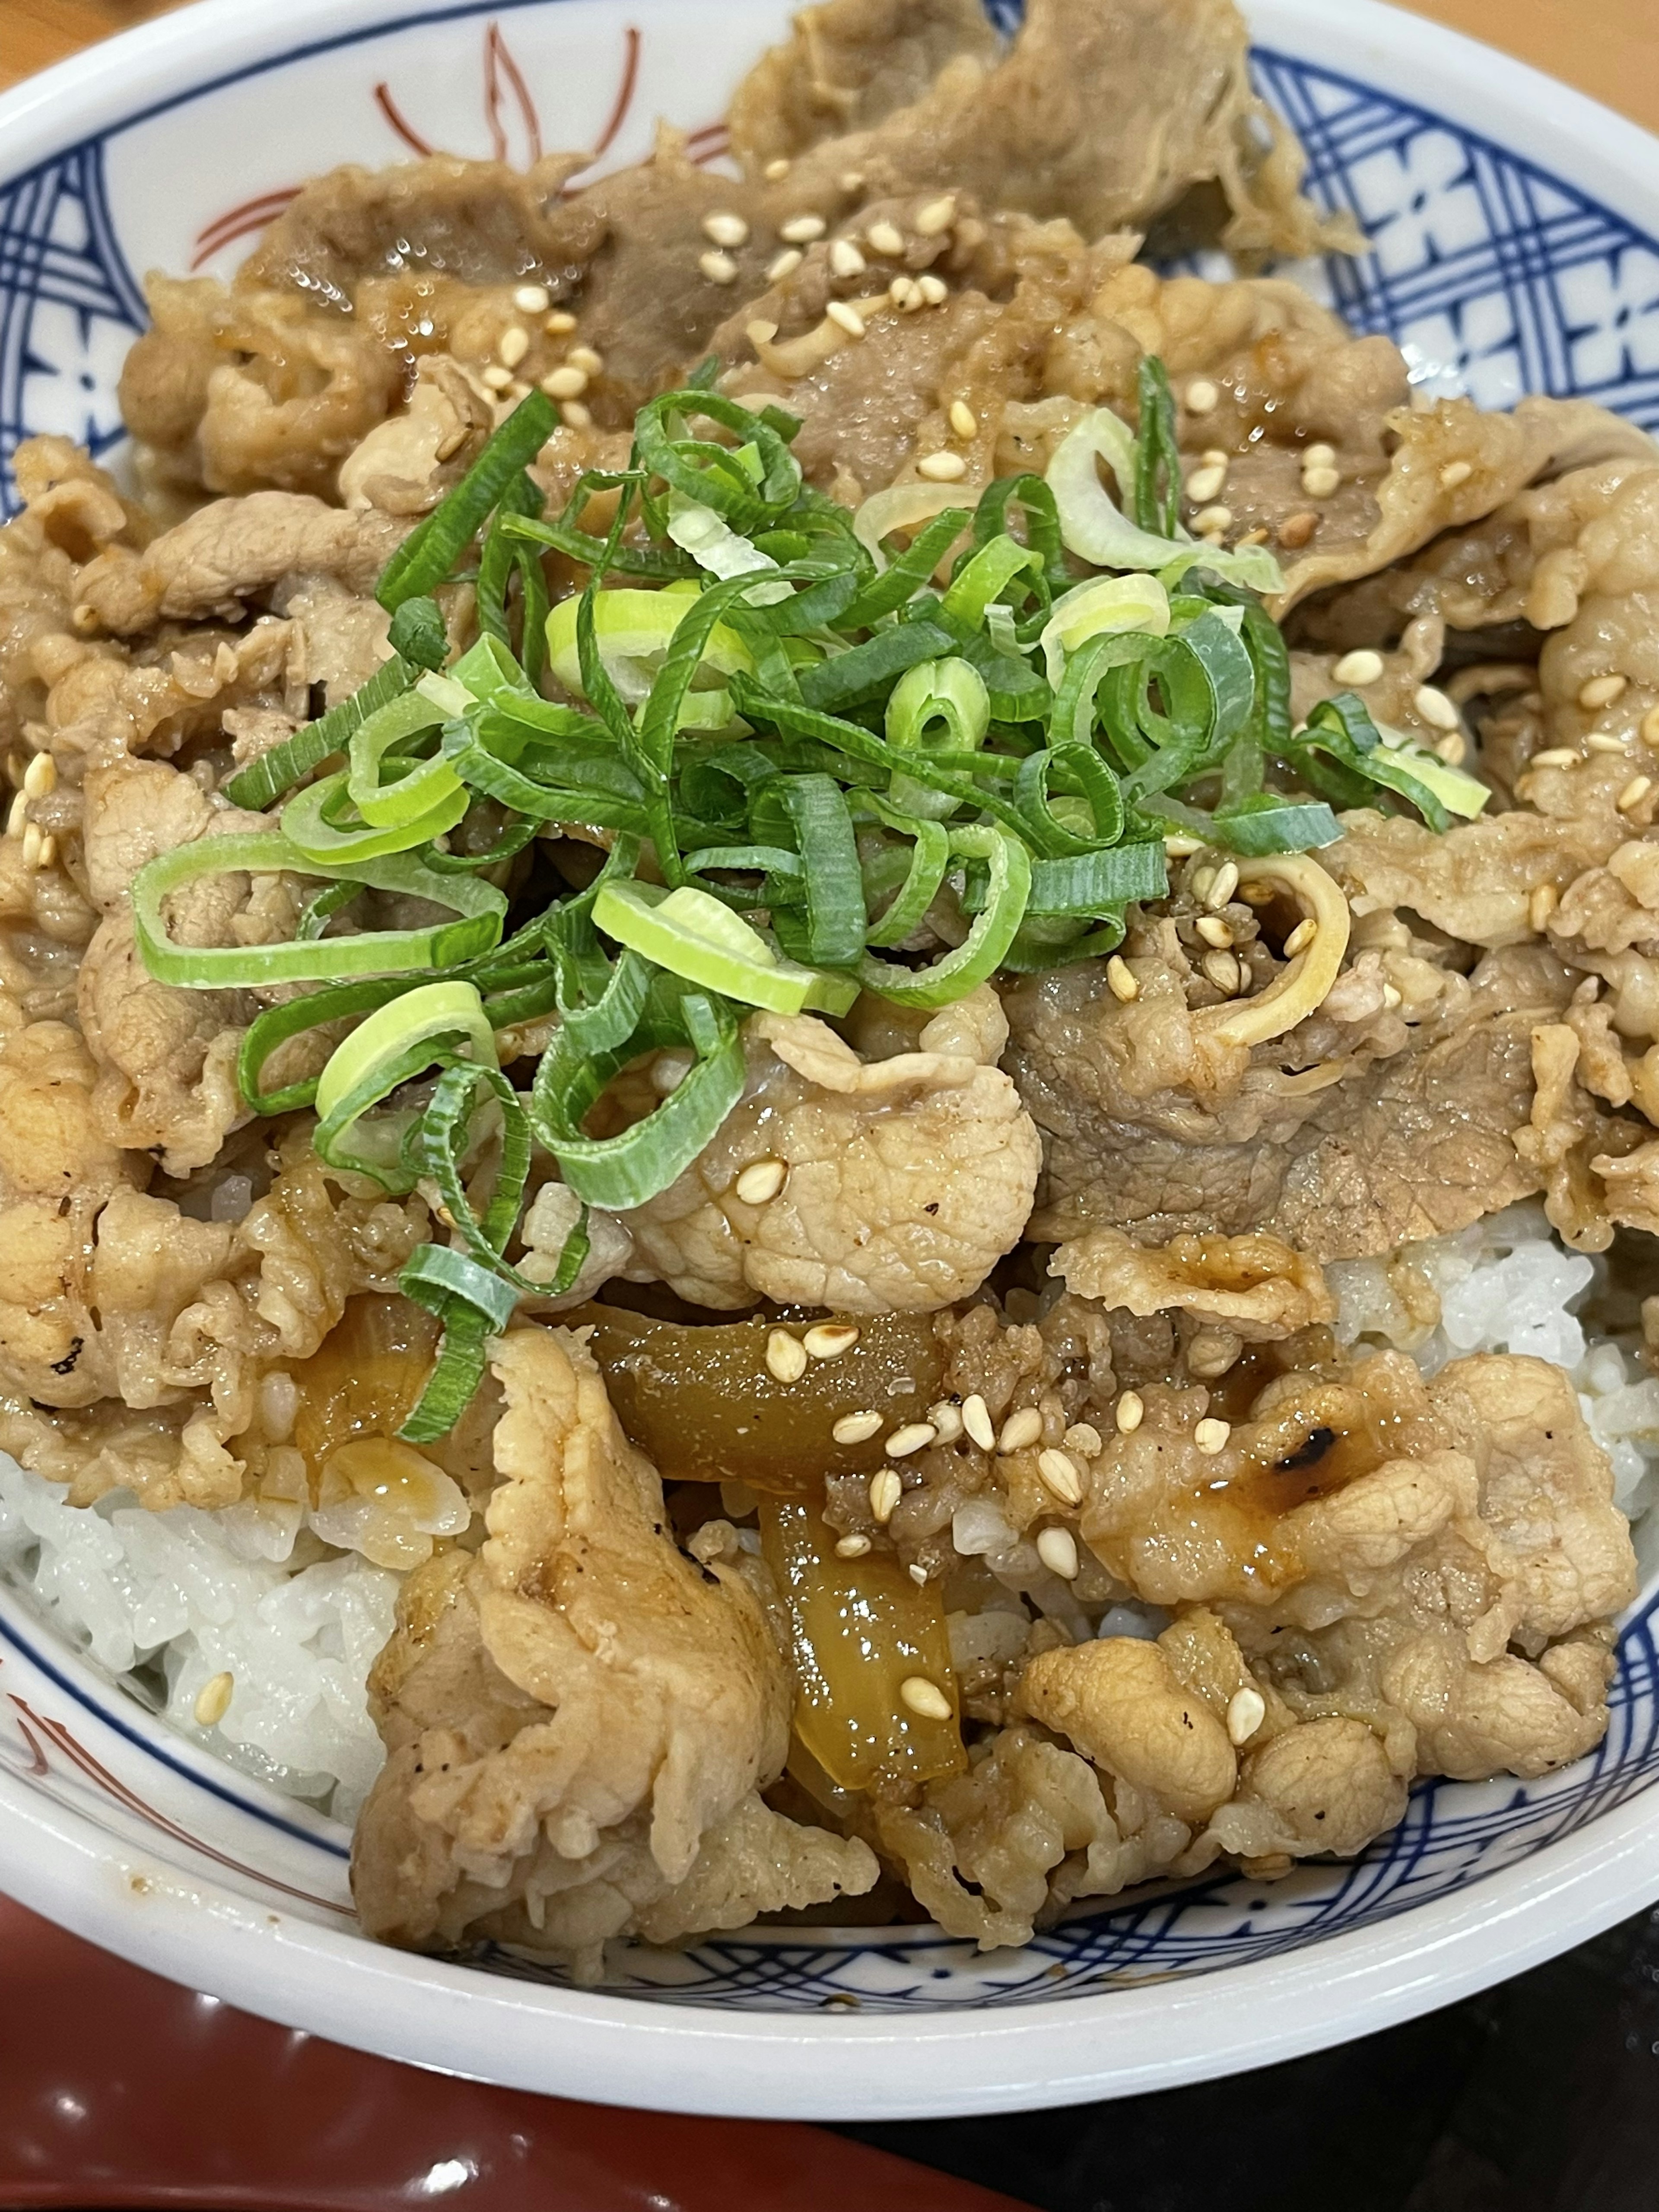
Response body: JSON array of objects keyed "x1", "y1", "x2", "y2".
[{"x1": 4, "y1": 0, "x2": 1659, "y2": 2121}]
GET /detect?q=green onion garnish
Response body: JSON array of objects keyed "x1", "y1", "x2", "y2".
[{"x1": 129, "y1": 361, "x2": 1491, "y2": 1433}]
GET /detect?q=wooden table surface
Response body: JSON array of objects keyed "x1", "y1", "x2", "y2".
[{"x1": 1, "y1": 0, "x2": 1657, "y2": 126}]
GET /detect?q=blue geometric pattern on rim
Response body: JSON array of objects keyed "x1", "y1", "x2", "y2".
[
  {"x1": 0, "y1": 140, "x2": 145, "y2": 507},
  {"x1": 1251, "y1": 50, "x2": 1659, "y2": 424},
  {"x1": 2, "y1": 20, "x2": 1659, "y2": 2011}
]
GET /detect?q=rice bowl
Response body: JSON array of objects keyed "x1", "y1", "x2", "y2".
[{"x1": 0, "y1": 0, "x2": 1658, "y2": 2120}]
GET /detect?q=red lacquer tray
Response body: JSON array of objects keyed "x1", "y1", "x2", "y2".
[{"x1": 0, "y1": 1896, "x2": 1023, "y2": 2212}]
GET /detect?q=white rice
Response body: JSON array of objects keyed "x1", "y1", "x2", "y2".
[
  {"x1": 3, "y1": 1200, "x2": 1656, "y2": 1818},
  {"x1": 1328, "y1": 1199, "x2": 1659, "y2": 1522},
  {"x1": 0, "y1": 1459, "x2": 397, "y2": 1821}
]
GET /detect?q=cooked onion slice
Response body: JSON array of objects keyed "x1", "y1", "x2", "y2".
[{"x1": 1196, "y1": 850, "x2": 1351, "y2": 1049}]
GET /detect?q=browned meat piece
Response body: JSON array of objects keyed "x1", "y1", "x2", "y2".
[
  {"x1": 621, "y1": 987, "x2": 1040, "y2": 1312},
  {"x1": 741, "y1": 0, "x2": 1348, "y2": 258},
  {"x1": 74, "y1": 492, "x2": 401, "y2": 636},
  {"x1": 352, "y1": 1326, "x2": 875, "y2": 1972},
  {"x1": 1009, "y1": 934, "x2": 1574, "y2": 1260},
  {"x1": 1054, "y1": 1227, "x2": 1337, "y2": 1341},
  {"x1": 728, "y1": 0, "x2": 1000, "y2": 163}
]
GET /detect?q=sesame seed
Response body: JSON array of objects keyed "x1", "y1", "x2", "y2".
[
  {"x1": 22, "y1": 753, "x2": 55, "y2": 799},
  {"x1": 1303, "y1": 442, "x2": 1337, "y2": 467},
  {"x1": 766, "y1": 247, "x2": 804, "y2": 282},
  {"x1": 1414, "y1": 684, "x2": 1460, "y2": 731},
  {"x1": 1037, "y1": 1448, "x2": 1084, "y2": 1506},
  {"x1": 544, "y1": 365, "x2": 589, "y2": 399},
  {"x1": 835, "y1": 1533, "x2": 872, "y2": 1558},
  {"x1": 1116, "y1": 1390, "x2": 1145, "y2": 1434},
  {"x1": 867, "y1": 220, "x2": 906, "y2": 256},
  {"x1": 36, "y1": 833, "x2": 54, "y2": 868},
  {"x1": 194, "y1": 1672, "x2": 235, "y2": 1728},
  {"x1": 1163, "y1": 833, "x2": 1203, "y2": 858},
  {"x1": 890, "y1": 275, "x2": 922, "y2": 309},
  {"x1": 1301, "y1": 464, "x2": 1342, "y2": 499},
  {"x1": 766, "y1": 1328, "x2": 808, "y2": 1384},
  {"x1": 908, "y1": 1562, "x2": 929, "y2": 1586},
  {"x1": 498, "y1": 324, "x2": 530, "y2": 369},
  {"x1": 1381, "y1": 982, "x2": 1403, "y2": 1010},
  {"x1": 900, "y1": 1675, "x2": 953, "y2": 1720},
  {"x1": 1643, "y1": 707, "x2": 1659, "y2": 750},
  {"x1": 915, "y1": 194, "x2": 957, "y2": 235},
  {"x1": 1036, "y1": 1527, "x2": 1080, "y2": 1580},
  {"x1": 829, "y1": 237, "x2": 867, "y2": 277},
  {"x1": 917, "y1": 450, "x2": 967, "y2": 481},
  {"x1": 998, "y1": 1406, "x2": 1044, "y2": 1455},
  {"x1": 745, "y1": 319, "x2": 780, "y2": 348},
  {"x1": 962, "y1": 1394, "x2": 996, "y2": 1451},
  {"x1": 1196, "y1": 914, "x2": 1233, "y2": 948},
  {"x1": 1436, "y1": 732, "x2": 1466, "y2": 766},
  {"x1": 833, "y1": 1409, "x2": 884, "y2": 1445},
  {"x1": 1619, "y1": 775, "x2": 1653, "y2": 813},
  {"x1": 1529, "y1": 746, "x2": 1580, "y2": 768},
  {"x1": 543, "y1": 309, "x2": 578, "y2": 334},
  {"x1": 731, "y1": 392, "x2": 776, "y2": 413},
  {"x1": 1194, "y1": 1417, "x2": 1231, "y2": 1455},
  {"x1": 916, "y1": 273, "x2": 948, "y2": 305},
  {"x1": 1185, "y1": 378, "x2": 1220, "y2": 415},
  {"x1": 804, "y1": 1322, "x2": 860, "y2": 1361},
  {"x1": 1193, "y1": 505, "x2": 1234, "y2": 537},
  {"x1": 928, "y1": 1401, "x2": 965, "y2": 1445},
  {"x1": 1065, "y1": 1423, "x2": 1104, "y2": 1461},
  {"x1": 1529, "y1": 883, "x2": 1559, "y2": 933},
  {"x1": 20, "y1": 822, "x2": 42, "y2": 869},
  {"x1": 1227, "y1": 1687, "x2": 1266, "y2": 1745},
  {"x1": 1278, "y1": 510, "x2": 1319, "y2": 549},
  {"x1": 1439, "y1": 459, "x2": 1474, "y2": 490},
  {"x1": 838, "y1": 170, "x2": 865, "y2": 194},
  {"x1": 1283, "y1": 917, "x2": 1318, "y2": 957},
  {"x1": 1580, "y1": 673, "x2": 1629, "y2": 710},
  {"x1": 1201, "y1": 448, "x2": 1230, "y2": 469},
  {"x1": 1106, "y1": 955, "x2": 1139, "y2": 1003},
  {"x1": 1587, "y1": 731, "x2": 1629, "y2": 754},
  {"x1": 949, "y1": 399, "x2": 979, "y2": 440},
  {"x1": 1185, "y1": 464, "x2": 1228, "y2": 505},
  {"x1": 735, "y1": 1157, "x2": 788, "y2": 1205},
  {"x1": 826, "y1": 299, "x2": 867, "y2": 337},
  {"x1": 700, "y1": 248, "x2": 740, "y2": 285},
  {"x1": 481, "y1": 363, "x2": 514, "y2": 391},
  {"x1": 505, "y1": 380, "x2": 531, "y2": 404},
  {"x1": 870, "y1": 1468, "x2": 903, "y2": 1524},
  {"x1": 513, "y1": 283, "x2": 550, "y2": 314},
  {"x1": 567, "y1": 345, "x2": 604, "y2": 376},
  {"x1": 780, "y1": 213, "x2": 827, "y2": 243},
  {"x1": 764, "y1": 157, "x2": 791, "y2": 181},
  {"x1": 1202, "y1": 950, "x2": 1241, "y2": 995},
  {"x1": 1332, "y1": 649, "x2": 1385, "y2": 686},
  {"x1": 887, "y1": 1421, "x2": 938, "y2": 1458},
  {"x1": 1205, "y1": 860, "x2": 1239, "y2": 910},
  {"x1": 562, "y1": 400, "x2": 593, "y2": 430},
  {"x1": 702, "y1": 210, "x2": 750, "y2": 248}
]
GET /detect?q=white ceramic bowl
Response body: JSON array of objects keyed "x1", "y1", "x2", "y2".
[{"x1": 3, "y1": 0, "x2": 1659, "y2": 2123}]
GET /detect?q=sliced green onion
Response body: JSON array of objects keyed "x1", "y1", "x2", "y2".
[
  {"x1": 531, "y1": 980, "x2": 748, "y2": 1209},
  {"x1": 1211, "y1": 796, "x2": 1343, "y2": 854},
  {"x1": 313, "y1": 979, "x2": 496, "y2": 1186},
  {"x1": 858, "y1": 826, "x2": 1032, "y2": 1007},
  {"x1": 387, "y1": 595, "x2": 449, "y2": 672},
  {"x1": 1133, "y1": 355, "x2": 1182, "y2": 540},
  {"x1": 862, "y1": 818, "x2": 951, "y2": 948},
  {"x1": 377, "y1": 390, "x2": 556, "y2": 611},
  {"x1": 1046, "y1": 407, "x2": 1284, "y2": 594},
  {"x1": 940, "y1": 534, "x2": 1041, "y2": 635},
  {"x1": 1038, "y1": 573, "x2": 1170, "y2": 686},
  {"x1": 593, "y1": 880, "x2": 857, "y2": 1016},
  {"x1": 281, "y1": 767, "x2": 469, "y2": 864},
  {"x1": 797, "y1": 622, "x2": 958, "y2": 714},
  {"x1": 222, "y1": 652, "x2": 419, "y2": 814},
  {"x1": 133, "y1": 835, "x2": 504, "y2": 986}
]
